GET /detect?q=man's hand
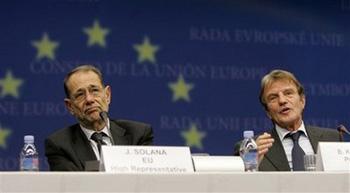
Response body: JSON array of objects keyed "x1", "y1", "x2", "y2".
[{"x1": 256, "y1": 132, "x2": 274, "y2": 162}]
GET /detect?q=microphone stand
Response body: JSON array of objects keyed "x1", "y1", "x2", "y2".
[{"x1": 99, "y1": 111, "x2": 115, "y2": 145}]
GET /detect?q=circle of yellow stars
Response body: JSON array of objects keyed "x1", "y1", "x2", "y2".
[
  {"x1": 32, "y1": 33, "x2": 59, "y2": 60},
  {"x1": 168, "y1": 74, "x2": 194, "y2": 102},
  {"x1": 0, "y1": 70, "x2": 23, "y2": 98},
  {"x1": 0, "y1": 124, "x2": 11, "y2": 149},
  {"x1": 83, "y1": 20, "x2": 110, "y2": 48},
  {"x1": 29, "y1": 19, "x2": 206, "y2": 150},
  {"x1": 181, "y1": 123, "x2": 206, "y2": 150},
  {"x1": 133, "y1": 36, "x2": 160, "y2": 64},
  {"x1": 0, "y1": 70, "x2": 23, "y2": 148}
]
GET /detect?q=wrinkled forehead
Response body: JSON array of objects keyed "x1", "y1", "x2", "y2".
[
  {"x1": 263, "y1": 78, "x2": 297, "y2": 95},
  {"x1": 66, "y1": 71, "x2": 103, "y2": 92}
]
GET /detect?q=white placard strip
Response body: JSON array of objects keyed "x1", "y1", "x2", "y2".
[
  {"x1": 316, "y1": 142, "x2": 350, "y2": 171},
  {"x1": 100, "y1": 145, "x2": 194, "y2": 173},
  {"x1": 192, "y1": 156, "x2": 244, "y2": 172}
]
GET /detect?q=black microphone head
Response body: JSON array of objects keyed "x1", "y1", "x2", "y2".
[
  {"x1": 337, "y1": 124, "x2": 344, "y2": 132},
  {"x1": 337, "y1": 124, "x2": 350, "y2": 135},
  {"x1": 99, "y1": 111, "x2": 108, "y2": 121}
]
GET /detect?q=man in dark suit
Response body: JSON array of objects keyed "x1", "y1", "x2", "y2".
[
  {"x1": 258, "y1": 125, "x2": 340, "y2": 171},
  {"x1": 252, "y1": 70, "x2": 341, "y2": 171},
  {"x1": 45, "y1": 65, "x2": 153, "y2": 171}
]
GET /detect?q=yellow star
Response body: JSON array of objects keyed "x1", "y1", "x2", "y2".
[
  {"x1": 133, "y1": 36, "x2": 160, "y2": 64},
  {"x1": 181, "y1": 123, "x2": 206, "y2": 149},
  {"x1": 168, "y1": 74, "x2": 194, "y2": 102},
  {"x1": 32, "y1": 33, "x2": 59, "y2": 60},
  {"x1": 83, "y1": 20, "x2": 110, "y2": 47},
  {"x1": 0, "y1": 125, "x2": 11, "y2": 149},
  {"x1": 0, "y1": 70, "x2": 23, "y2": 98}
]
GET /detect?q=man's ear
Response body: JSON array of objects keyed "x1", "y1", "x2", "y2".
[
  {"x1": 301, "y1": 94, "x2": 306, "y2": 109},
  {"x1": 264, "y1": 104, "x2": 273, "y2": 119},
  {"x1": 263, "y1": 103, "x2": 272, "y2": 119},
  {"x1": 105, "y1": 85, "x2": 111, "y2": 104},
  {"x1": 265, "y1": 110, "x2": 272, "y2": 119},
  {"x1": 64, "y1": 98, "x2": 74, "y2": 115}
]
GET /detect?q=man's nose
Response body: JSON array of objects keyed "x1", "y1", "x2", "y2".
[
  {"x1": 278, "y1": 93, "x2": 287, "y2": 104},
  {"x1": 85, "y1": 91, "x2": 95, "y2": 102}
]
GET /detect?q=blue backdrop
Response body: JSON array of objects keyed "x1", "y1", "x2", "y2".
[{"x1": 0, "y1": 0, "x2": 349, "y2": 170}]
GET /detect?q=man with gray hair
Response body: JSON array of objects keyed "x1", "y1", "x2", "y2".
[{"x1": 45, "y1": 64, "x2": 153, "y2": 171}]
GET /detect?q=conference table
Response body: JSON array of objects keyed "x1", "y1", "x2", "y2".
[{"x1": 0, "y1": 172, "x2": 349, "y2": 193}]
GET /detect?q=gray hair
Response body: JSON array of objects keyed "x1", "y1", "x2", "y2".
[{"x1": 63, "y1": 65, "x2": 104, "y2": 98}]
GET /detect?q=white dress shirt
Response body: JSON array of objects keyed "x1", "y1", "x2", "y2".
[
  {"x1": 80, "y1": 119, "x2": 113, "y2": 160},
  {"x1": 275, "y1": 121, "x2": 314, "y2": 170}
]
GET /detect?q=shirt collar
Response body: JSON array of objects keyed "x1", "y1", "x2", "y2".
[
  {"x1": 275, "y1": 121, "x2": 308, "y2": 141},
  {"x1": 80, "y1": 118, "x2": 111, "y2": 140}
]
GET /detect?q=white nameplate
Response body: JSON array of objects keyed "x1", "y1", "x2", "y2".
[
  {"x1": 316, "y1": 142, "x2": 350, "y2": 171},
  {"x1": 99, "y1": 146, "x2": 194, "y2": 173},
  {"x1": 192, "y1": 156, "x2": 244, "y2": 172}
]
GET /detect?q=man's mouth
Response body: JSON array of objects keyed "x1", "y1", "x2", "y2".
[
  {"x1": 85, "y1": 107, "x2": 100, "y2": 114},
  {"x1": 279, "y1": 107, "x2": 291, "y2": 114}
]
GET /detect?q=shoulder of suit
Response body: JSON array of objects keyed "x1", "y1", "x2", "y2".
[
  {"x1": 306, "y1": 125, "x2": 337, "y2": 133},
  {"x1": 111, "y1": 119, "x2": 151, "y2": 129},
  {"x1": 46, "y1": 123, "x2": 80, "y2": 140}
]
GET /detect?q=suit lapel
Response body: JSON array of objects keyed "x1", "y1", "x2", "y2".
[
  {"x1": 305, "y1": 126, "x2": 321, "y2": 152},
  {"x1": 71, "y1": 126, "x2": 97, "y2": 169},
  {"x1": 264, "y1": 128, "x2": 291, "y2": 171},
  {"x1": 109, "y1": 121, "x2": 130, "y2": 145}
]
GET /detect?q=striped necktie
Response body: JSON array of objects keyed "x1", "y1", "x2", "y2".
[
  {"x1": 287, "y1": 131, "x2": 305, "y2": 171},
  {"x1": 91, "y1": 132, "x2": 107, "y2": 154}
]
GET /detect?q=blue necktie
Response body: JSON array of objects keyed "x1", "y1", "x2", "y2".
[
  {"x1": 288, "y1": 131, "x2": 305, "y2": 171},
  {"x1": 91, "y1": 132, "x2": 107, "y2": 154}
]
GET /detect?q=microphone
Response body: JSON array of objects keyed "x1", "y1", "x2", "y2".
[
  {"x1": 337, "y1": 124, "x2": 350, "y2": 141},
  {"x1": 99, "y1": 111, "x2": 109, "y2": 130},
  {"x1": 99, "y1": 111, "x2": 115, "y2": 145}
]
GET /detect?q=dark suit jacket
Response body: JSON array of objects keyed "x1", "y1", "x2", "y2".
[
  {"x1": 45, "y1": 119, "x2": 153, "y2": 171},
  {"x1": 259, "y1": 125, "x2": 341, "y2": 171}
]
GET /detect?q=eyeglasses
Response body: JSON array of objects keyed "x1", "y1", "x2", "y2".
[{"x1": 70, "y1": 86, "x2": 104, "y2": 103}]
